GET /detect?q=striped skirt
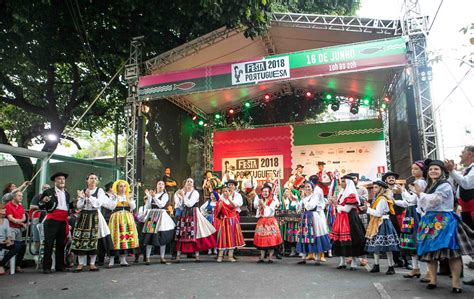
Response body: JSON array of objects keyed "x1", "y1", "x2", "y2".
[
  {"x1": 216, "y1": 217, "x2": 245, "y2": 250},
  {"x1": 109, "y1": 210, "x2": 139, "y2": 253}
]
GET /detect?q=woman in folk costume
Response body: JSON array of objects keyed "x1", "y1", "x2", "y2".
[
  {"x1": 174, "y1": 178, "x2": 216, "y2": 262},
  {"x1": 415, "y1": 159, "x2": 474, "y2": 294},
  {"x1": 394, "y1": 161, "x2": 428, "y2": 279},
  {"x1": 214, "y1": 185, "x2": 245, "y2": 262},
  {"x1": 365, "y1": 180, "x2": 400, "y2": 275},
  {"x1": 296, "y1": 181, "x2": 331, "y2": 266},
  {"x1": 330, "y1": 175, "x2": 366, "y2": 270},
  {"x1": 71, "y1": 173, "x2": 114, "y2": 272},
  {"x1": 253, "y1": 185, "x2": 283, "y2": 263},
  {"x1": 281, "y1": 188, "x2": 301, "y2": 257},
  {"x1": 142, "y1": 180, "x2": 176, "y2": 265},
  {"x1": 199, "y1": 190, "x2": 219, "y2": 255},
  {"x1": 108, "y1": 180, "x2": 139, "y2": 267}
]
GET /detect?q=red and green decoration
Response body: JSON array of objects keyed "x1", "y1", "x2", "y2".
[{"x1": 139, "y1": 37, "x2": 407, "y2": 98}]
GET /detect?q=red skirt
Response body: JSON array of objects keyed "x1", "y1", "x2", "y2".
[
  {"x1": 253, "y1": 217, "x2": 283, "y2": 249},
  {"x1": 330, "y1": 212, "x2": 351, "y2": 242},
  {"x1": 176, "y1": 235, "x2": 216, "y2": 253}
]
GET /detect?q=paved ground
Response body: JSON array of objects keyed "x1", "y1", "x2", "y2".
[{"x1": 1, "y1": 255, "x2": 474, "y2": 298}]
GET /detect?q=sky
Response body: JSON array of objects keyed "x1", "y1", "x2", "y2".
[{"x1": 357, "y1": 0, "x2": 474, "y2": 162}]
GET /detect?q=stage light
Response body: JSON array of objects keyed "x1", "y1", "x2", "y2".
[
  {"x1": 330, "y1": 101, "x2": 340, "y2": 111},
  {"x1": 214, "y1": 113, "x2": 221, "y2": 120},
  {"x1": 325, "y1": 93, "x2": 333, "y2": 101},
  {"x1": 228, "y1": 108, "x2": 235, "y2": 114},
  {"x1": 361, "y1": 97, "x2": 371, "y2": 106},
  {"x1": 263, "y1": 94, "x2": 271, "y2": 101},
  {"x1": 348, "y1": 96, "x2": 355, "y2": 104},
  {"x1": 198, "y1": 120, "x2": 205, "y2": 126},
  {"x1": 379, "y1": 108, "x2": 385, "y2": 113},
  {"x1": 244, "y1": 101, "x2": 251, "y2": 108},
  {"x1": 47, "y1": 133, "x2": 58, "y2": 142},
  {"x1": 203, "y1": 123, "x2": 208, "y2": 127},
  {"x1": 305, "y1": 91, "x2": 312, "y2": 97},
  {"x1": 192, "y1": 115, "x2": 198, "y2": 121},
  {"x1": 383, "y1": 96, "x2": 390, "y2": 103},
  {"x1": 350, "y1": 104, "x2": 359, "y2": 115}
]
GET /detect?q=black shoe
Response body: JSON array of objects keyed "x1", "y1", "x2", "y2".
[
  {"x1": 420, "y1": 277, "x2": 430, "y2": 283},
  {"x1": 386, "y1": 266, "x2": 395, "y2": 275},
  {"x1": 297, "y1": 260, "x2": 306, "y2": 265},
  {"x1": 463, "y1": 279, "x2": 474, "y2": 286},
  {"x1": 257, "y1": 259, "x2": 264, "y2": 264},
  {"x1": 56, "y1": 268, "x2": 69, "y2": 272},
  {"x1": 403, "y1": 272, "x2": 421, "y2": 278},
  {"x1": 275, "y1": 254, "x2": 282, "y2": 260},
  {"x1": 452, "y1": 288, "x2": 462, "y2": 294},
  {"x1": 394, "y1": 261, "x2": 404, "y2": 268},
  {"x1": 404, "y1": 264, "x2": 413, "y2": 270},
  {"x1": 89, "y1": 267, "x2": 99, "y2": 272},
  {"x1": 43, "y1": 269, "x2": 52, "y2": 274},
  {"x1": 369, "y1": 264, "x2": 380, "y2": 273},
  {"x1": 348, "y1": 267, "x2": 357, "y2": 271},
  {"x1": 336, "y1": 265, "x2": 346, "y2": 269},
  {"x1": 426, "y1": 284, "x2": 437, "y2": 290},
  {"x1": 267, "y1": 259, "x2": 274, "y2": 264}
]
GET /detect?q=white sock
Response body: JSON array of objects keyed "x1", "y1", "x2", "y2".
[
  {"x1": 386, "y1": 252, "x2": 394, "y2": 267},
  {"x1": 120, "y1": 256, "x2": 128, "y2": 265},
  {"x1": 146, "y1": 245, "x2": 153, "y2": 258},
  {"x1": 108, "y1": 258, "x2": 115, "y2": 266},
  {"x1": 78, "y1": 255, "x2": 87, "y2": 266},
  {"x1": 208, "y1": 249, "x2": 212, "y2": 254},
  {"x1": 374, "y1": 253, "x2": 380, "y2": 265},
  {"x1": 339, "y1": 257, "x2": 345, "y2": 266},
  {"x1": 90, "y1": 255, "x2": 97, "y2": 265},
  {"x1": 350, "y1": 257, "x2": 357, "y2": 268},
  {"x1": 315, "y1": 253, "x2": 320, "y2": 262},
  {"x1": 195, "y1": 252, "x2": 199, "y2": 258},
  {"x1": 160, "y1": 245, "x2": 166, "y2": 259},
  {"x1": 412, "y1": 255, "x2": 419, "y2": 269},
  {"x1": 177, "y1": 251, "x2": 181, "y2": 257}
]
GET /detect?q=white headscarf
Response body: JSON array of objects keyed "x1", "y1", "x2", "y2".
[{"x1": 337, "y1": 179, "x2": 360, "y2": 205}]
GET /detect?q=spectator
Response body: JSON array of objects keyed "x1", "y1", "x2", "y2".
[
  {"x1": 2, "y1": 181, "x2": 30, "y2": 204},
  {"x1": 29, "y1": 184, "x2": 50, "y2": 254},
  {"x1": 0, "y1": 203, "x2": 26, "y2": 275},
  {"x1": 5, "y1": 191, "x2": 27, "y2": 241}
]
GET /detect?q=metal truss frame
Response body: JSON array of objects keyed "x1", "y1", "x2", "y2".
[
  {"x1": 402, "y1": 0, "x2": 438, "y2": 159},
  {"x1": 271, "y1": 12, "x2": 402, "y2": 36}
]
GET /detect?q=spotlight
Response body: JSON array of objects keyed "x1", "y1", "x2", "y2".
[
  {"x1": 244, "y1": 101, "x2": 251, "y2": 108},
  {"x1": 361, "y1": 97, "x2": 372, "y2": 106},
  {"x1": 214, "y1": 113, "x2": 221, "y2": 120},
  {"x1": 305, "y1": 91, "x2": 312, "y2": 97},
  {"x1": 325, "y1": 93, "x2": 333, "y2": 101},
  {"x1": 198, "y1": 120, "x2": 205, "y2": 126},
  {"x1": 47, "y1": 133, "x2": 58, "y2": 142},
  {"x1": 192, "y1": 115, "x2": 198, "y2": 121},
  {"x1": 203, "y1": 123, "x2": 208, "y2": 127},
  {"x1": 348, "y1": 96, "x2": 355, "y2": 104},
  {"x1": 330, "y1": 101, "x2": 340, "y2": 111},
  {"x1": 383, "y1": 96, "x2": 390, "y2": 103},
  {"x1": 381, "y1": 103, "x2": 387, "y2": 109},
  {"x1": 263, "y1": 94, "x2": 271, "y2": 101},
  {"x1": 228, "y1": 108, "x2": 235, "y2": 114},
  {"x1": 350, "y1": 104, "x2": 359, "y2": 115}
]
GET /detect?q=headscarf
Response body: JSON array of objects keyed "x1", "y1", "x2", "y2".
[
  {"x1": 337, "y1": 179, "x2": 360, "y2": 205},
  {"x1": 112, "y1": 180, "x2": 130, "y2": 198}
]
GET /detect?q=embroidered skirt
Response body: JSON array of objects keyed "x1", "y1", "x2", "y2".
[
  {"x1": 284, "y1": 221, "x2": 300, "y2": 243},
  {"x1": 365, "y1": 218, "x2": 400, "y2": 253},
  {"x1": 175, "y1": 207, "x2": 216, "y2": 253},
  {"x1": 142, "y1": 209, "x2": 176, "y2": 247},
  {"x1": 417, "y1": 211, "x2": 474, "y2": 261},
  {"x1": 72, "y1": 210, "x2": 99, "y2": 254},
  {"x1": 330, "y1": 210, "x2": 366, "y2": 257},
  {"x1": 109, "y1": 210, "x2": 139, "y2": 254},
  {"x1": 399, "y1": 206, "x2": 420, "y2": 255},
  {"x1": 296, "y1": 211, "x2": 331, "y2": 254},
  {"x1": 216, "y1": 217, "x2": 245, "y2": 250},
  {"x1": 253, "y1": 217, "x2": 283, "y2": 249}
]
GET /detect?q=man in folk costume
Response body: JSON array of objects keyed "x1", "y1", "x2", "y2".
[
  {"x1": 317, "y1": 162, "x2": 333, "y2": 198},
  {"x1": 329, "y1": 175, "x2": 366, "y2": 270},
  {"x1": 383, "y1": 171, "x2": 412, "y2": 269},
  {"x1": 38, "y1": 172, "x2": 71, "y2": 274},
  {"x1": 445, "y1": 145, "x2": 474, "y2": 285},
  {"x1": 284, "y1": 164, "x2": 305, "y2": 192}
]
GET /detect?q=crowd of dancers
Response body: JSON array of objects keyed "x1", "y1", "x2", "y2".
[{"x1": 1, "y1": 145, "x2": 473, "y2": 294}]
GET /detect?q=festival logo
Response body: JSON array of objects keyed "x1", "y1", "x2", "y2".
[{"x1": 231, "y1": 56, "x2": 290, "y2": 85}]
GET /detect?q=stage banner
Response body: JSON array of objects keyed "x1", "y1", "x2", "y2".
[
  {"x1": 139, "y1": 37, "x2": 407, "y2": 98},
  {"x1": 292, "y1": 119, "x2": 387, "y2": 181},
  {"x1": 213, "y1": 126, "x2": 293, "y2": 187}
]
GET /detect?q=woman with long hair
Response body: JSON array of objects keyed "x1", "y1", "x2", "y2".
[
  {"x1": 365, "y1": 180, "x2": 400, "y2": 275},
  {"x1": 174, "y1": 178, "x2": 216, "y2": 262},
  {"x1": 108, "y1": 180, "x2": 139, "y2": 267},
  {"x1": 71, "y1": 173, "x2": 113, "y2": 272},
  {"x1": 330, "y1": 175, "x2": 366, "y2": 270},
  {"x1": 415, "y1": 159, "x2": 474, "y2": 293},
  {"x1": 142, "y1": 180, "x2": 176, "y2": 265}
]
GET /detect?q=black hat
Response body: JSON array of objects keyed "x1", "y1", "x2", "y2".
[
  {"x1": 382, "y1": 171, "x2": 399, "y2": 181},
  {"x1": 308, "y1": 174, "x2": 319, "y2": 185},
  {"x1": 317, "y1": 161, "x2": 326, "y2": 166},
  {"x1": 425, "y1": 159, "x2": 448, "y2": 175},
  {"x1": 341, "y1": 174, "x2": 354, "y2": 180},
  {"x1": 104, "y1": 182, "x2": 114, "y2": 191},
  {"x1": 296, "y1": 164, "x2": 304, "y2": 169},
  {"x1": 348, "y1": 173, "x2": 359, "y2": 179},
  {"x1": 50, "y1": 172, "x2": 68, "y2": 181},
  {"x1": 225, "y1": 179, "x2": 238, "y2": 186},
  {"x1": 372, "y1": 180, "x2": 389, "y2": 189}
]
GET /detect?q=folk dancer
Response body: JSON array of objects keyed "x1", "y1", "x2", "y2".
[
  {"x1": 142, "y1": 180, "x2": 176, "y2": 265},
  {"x1": 174, "y1": 178, "x2": 216, "y2": 262},
  {"x1": 71, "y1": 173, "x2": 114, "y2": 272},
  {"x1": 284, "y1": 164, "x2": 305, "y2": 192},
  {"x1": 200, "y1": 190, "x2": 219, "y2": 255},
  {"x1": 330, "y1": 175, "x2": 366, "y2": 270},
  {"x1": 365, "y1": 180, "x2": 400, "y2": 275},
  {"x1": 108, "y1": 180, "x2": 139, "y2": 267},
  {"x1": 415, "y1": 159, "x2": 474, "y2": 293},
  {"x1": 281, "y1": 188, "x2": 301, "y2": 257}
]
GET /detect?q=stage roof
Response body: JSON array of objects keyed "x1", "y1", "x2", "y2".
[{"x1": 139, "y1": 13, "x2": 406, "y2": 116}]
